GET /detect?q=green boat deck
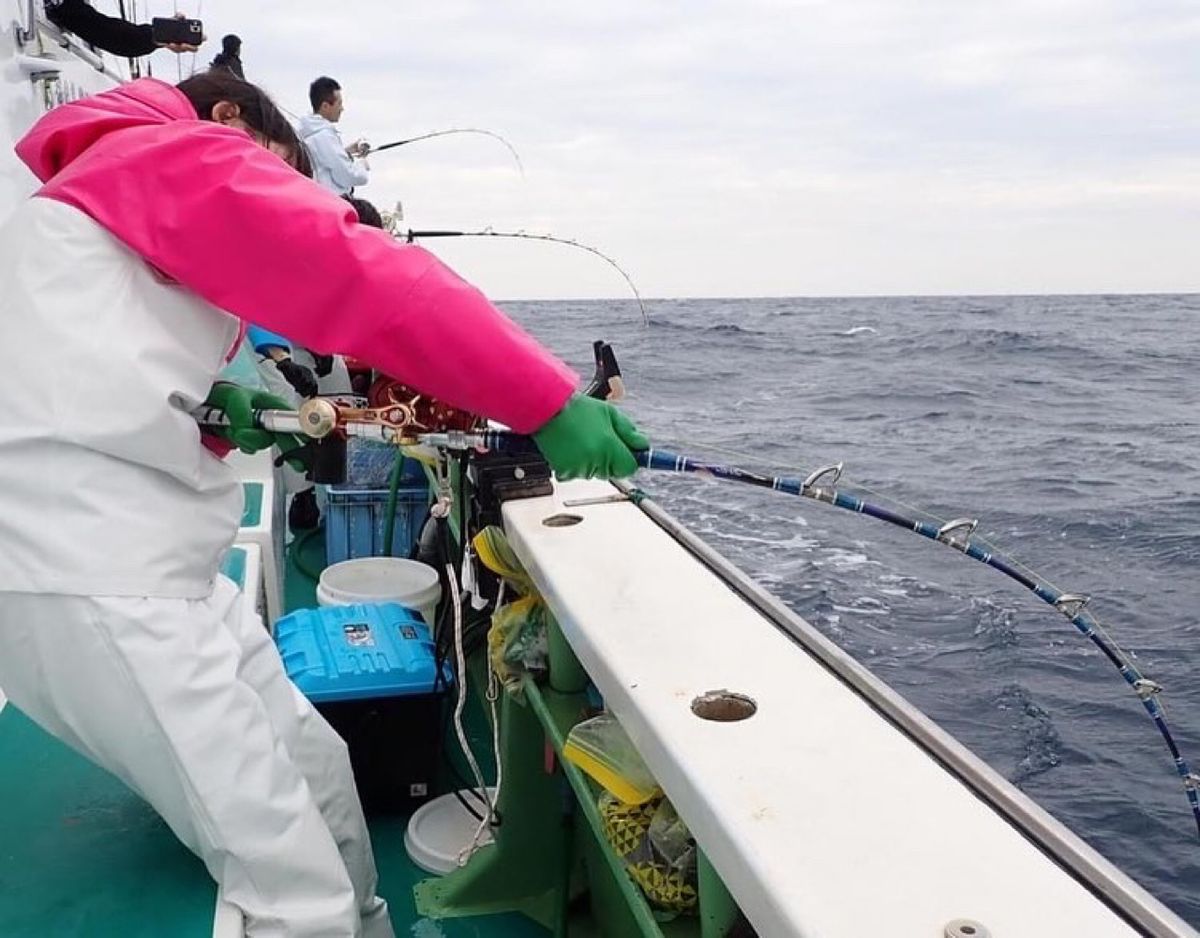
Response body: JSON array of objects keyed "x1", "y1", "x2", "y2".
[
  {"x1": 0, "y1": 532, "x2": 547, "y2": 938},
  {"x1": 2, "y1": 510, "x2": 742, "y2": 937}
]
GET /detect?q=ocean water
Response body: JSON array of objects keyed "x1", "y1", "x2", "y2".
[{"x1": 501, "y1": 293, "x2": 1200, "y2": 928}]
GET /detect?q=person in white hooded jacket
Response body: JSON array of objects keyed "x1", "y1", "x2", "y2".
[
  {"x1": 0, "y1": 70, "x2": 647, "y2": 936},
  {"x1": 299, "y1": 75, "x2": 369, "y2": 195}
]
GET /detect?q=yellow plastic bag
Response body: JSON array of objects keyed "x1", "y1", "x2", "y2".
[{"x1": 563, "y1": 712, "x2": 661, "y2": 805}]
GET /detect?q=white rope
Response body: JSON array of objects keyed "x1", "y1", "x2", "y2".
[
  {"x1": 447, "y1": 561, "x2": 496, "y2": 866},
  {"x1": 460, "y1": 657, "x2": 503, "y2": 863}
]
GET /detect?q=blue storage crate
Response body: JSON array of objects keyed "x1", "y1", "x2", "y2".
[
  {"x1": 323, "y1": 481, "x2": 430, "y2": 564},
  {"x1": 344, "y1": 440, "x2": 429, "y2": 488}
]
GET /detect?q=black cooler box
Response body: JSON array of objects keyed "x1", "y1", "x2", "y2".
[{"x1": 274, "y1": 602, "x2": 448, "y2": 813}]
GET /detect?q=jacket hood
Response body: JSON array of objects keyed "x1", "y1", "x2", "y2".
[
  {"x1": 297, "y1": 113, "x2": 334, "y2": 141},
  {"x1": 16, "y1": 78, "x2": 196, "y2": 183}
]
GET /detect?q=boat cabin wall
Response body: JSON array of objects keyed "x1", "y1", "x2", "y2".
[
  {"x1": 1, "y1": 2, "x2": 126, "y2": 220},
  {"x1": 0, "y1": 3, "x2": 124, "y2": 710}
]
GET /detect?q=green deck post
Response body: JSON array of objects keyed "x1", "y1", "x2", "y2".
[
  {"x1": 414, "y1": 688, "x2": 569, "y2": 927},
  {"x1": 697, "y1": 850, "x2": 739, "y2": 938},
  {"x1": 546, "y1": 613, "x2": 588, "y2": 693},
  {"x1": 524, "y1": 680, "x2": 671, "y2": 938}
]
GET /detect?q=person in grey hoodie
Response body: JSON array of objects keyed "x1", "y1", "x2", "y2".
[{"x1": 299, "y1": 75, "x2": 369, "y2": 195}]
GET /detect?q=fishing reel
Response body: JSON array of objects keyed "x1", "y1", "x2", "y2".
[
  {"x1": 296, "y1": 380, "x2": 480, "y2": 442},
  {"x1": 294, "y1": 340, "x2": 620, "y2": 440},
  {"x1": 302, "y1": 380, "x2": 479, "y2": 484},
  {"x1": 296, "y1": 340, "x2": 623, "y2": 492}
]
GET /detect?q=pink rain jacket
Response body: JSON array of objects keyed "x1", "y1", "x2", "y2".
[{"x1": 0, "y1": 79, "x2": 576, "y2": 598}]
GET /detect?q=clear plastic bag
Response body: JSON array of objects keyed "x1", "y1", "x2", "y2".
[
  {"x1": 488, "y1": 595, "x2": 549, "y2": 692},
  {"x1": 564, "y1": 712, "x2": 661, "y2": 805},
  {"x1": 475, "y1": 526, "x2": 549, "y2": 694}
]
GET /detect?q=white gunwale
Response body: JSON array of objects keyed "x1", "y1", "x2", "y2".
[{"x1": 503, "y1": 477, "x2": 1196, "y2": 938}]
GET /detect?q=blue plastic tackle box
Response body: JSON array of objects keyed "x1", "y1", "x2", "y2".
[
  {"x1": 274, "y1": 602, "x2": 449, "y2": 812},
  {"x1": 322, "y1": 480, "x2": 431, "y2": 565}
]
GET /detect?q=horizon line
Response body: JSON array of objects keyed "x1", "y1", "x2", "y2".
[{"x1": 495, "y1": 289, "x2": 1200, "y2": 303}]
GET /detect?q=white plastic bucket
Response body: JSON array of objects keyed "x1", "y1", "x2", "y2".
[
  {"x1": 316, "y1": 557, "x2": 441, "y2": 627},
  {"x1": 404, "y1": 788, "x2": 497, "y2": 875}
]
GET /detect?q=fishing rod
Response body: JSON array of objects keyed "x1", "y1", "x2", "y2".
[
  {"x1": 366, "y1": 128, "x2": 525, "y2": 177},
  {"x1": 197, "y1": 341, "x2": 1198, "y2": 835},
  {"x1": 402, "y1": 227, "x2": 648, "y2": 325},
  {"x1": 441, "y1": 434, "x2": 1200, "y2": 838},
  {"x1": 193, "y1": 341, "x2": 624, "y2": 446}
]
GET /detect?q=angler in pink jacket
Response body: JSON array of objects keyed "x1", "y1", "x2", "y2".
[{"x1": 0, "y1": 72, "x2": 646, "y2": 937}]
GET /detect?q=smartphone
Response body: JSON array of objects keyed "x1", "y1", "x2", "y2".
[{"x1": 150, "y1": 17, "x2": 203, "y2": 46}]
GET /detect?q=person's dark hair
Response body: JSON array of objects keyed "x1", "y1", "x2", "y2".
[
  {"x1": 342, "y1": 196, "x2": 384, "y2": 230},
  {"x1": 309, "y1": 76, "x2": 341, "y2": 113},
  {"x1": 176, "y1": 72, "x2": 310, "y2": 176},
  {"x1": 221, "y1": 34, "x2": 241, "y2": 55},
  {"x1": 293, "y1": 142, "x2": 313, "y2": 179}
]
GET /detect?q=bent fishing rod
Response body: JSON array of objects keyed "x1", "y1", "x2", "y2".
[
  {"x1": 195, "y1": 343, "x2": 1199, "y2": 836},
  {"x1": 197, "y1": 392, "x2": 1200, "y2": 833},
  {"x1": 365, "y1": 128, "x2": 525, "y2": 177},
  {"x1": 401, "y1": 227, "x2": 648, "y2": 325},
  {"x1": 457, "y1": 436, "x2": 1200, "y2": 839}
]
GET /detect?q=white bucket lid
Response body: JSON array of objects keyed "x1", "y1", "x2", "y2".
[
  {"x1": 317, "y1": 557, "x2": 440, "y2": 606},
  {"x1": 404, "y1": 788, "x2": 497, "y2": 875}
]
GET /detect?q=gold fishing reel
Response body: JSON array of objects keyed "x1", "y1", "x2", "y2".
[{"x1": 294, "y1": 378, "x2": 480, "y2": 443}]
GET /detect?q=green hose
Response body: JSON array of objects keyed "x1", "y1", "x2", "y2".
[
  {"x1": 289, "y1": 526, "x2": 324, "y2": 582},
  {"x1": 381, "y1": 451, "x2": 408, "y2": 557}
]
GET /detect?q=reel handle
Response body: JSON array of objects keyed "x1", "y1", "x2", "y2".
[{"x1": 583, "y1": 340, "x2": 624, "y2": 401}]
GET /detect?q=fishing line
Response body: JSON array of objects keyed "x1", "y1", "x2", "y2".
[
  {"x1": 419, "y1": 424, "x2": 1200, "y2": 837},
  {"x1": 676, "y1": 441, "x2": 1076, "y2": 600},
  {"x1": 368, "y1": 128, "x2": 525, "y2": 178},
  {"x1": 193, "y1": 382, "x2": 1200, "y2": 834},
  {"x1": 401, "y1": 227, "x2": 647, "y2": 325},
  {"x1": 623, "y1": 444, "x2": 1200, "y2": 838}
]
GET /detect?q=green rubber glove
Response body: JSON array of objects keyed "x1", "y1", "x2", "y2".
[
  {"x1": 203, "y1": 382, "x2": 307, "y2": 463},
  {"x1": 532, "y1": 394, "x2": 649, "y2": 480}
]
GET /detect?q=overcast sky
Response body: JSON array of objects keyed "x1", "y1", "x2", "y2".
[{"x1": 138, "y1": 1, "x2": 1199, "y2": 300}]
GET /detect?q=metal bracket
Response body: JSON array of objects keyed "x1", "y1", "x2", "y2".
[
  {"x1": 802, "y1": 462, "x2": 844, "y2": 490},
  {"x1": 1134, "y1": 678, "x2": 1164, "y2": 700},
  {"x1": 937, "y1": 517, "x2": 978, "y2": 543},
  {"x1": 16, "y1": 54, "x2": 61, "y2": 79},
  {"x1": 16, "y1": 0, "x2": 37, "y2": 45},
  {"x1": 562, "y1": 493, "x2": 630, "y2": 508},
  {"x1": 1053, "y1": 594, "x2": 1090, "y2": 618},
  {"x1": 430, "y1": 451, "x2": 454, "y2": 519}
]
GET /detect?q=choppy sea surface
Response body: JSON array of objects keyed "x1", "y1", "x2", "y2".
[{"x1": 501, "y1": 293, "x2": 1200, "y2": 928}]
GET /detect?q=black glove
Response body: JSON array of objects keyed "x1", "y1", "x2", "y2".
[
  {"x1": 274, "y1": 441, "x2": 316, "y2": 478},
  {"x1": 311, "y1": 353, "x2": 334, "y2": 378},
  {"x1": 276, "y1": 357, "x2": 318, "y2": 398}
]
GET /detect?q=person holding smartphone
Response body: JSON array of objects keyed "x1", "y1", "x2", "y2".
[{"x1": 43, "y1": 1, "x2": 203, "y2": 57}]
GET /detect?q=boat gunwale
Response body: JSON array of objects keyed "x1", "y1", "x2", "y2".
[{"x1": 610, "y1": 477, "x2": 1194, "y2": 938}]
